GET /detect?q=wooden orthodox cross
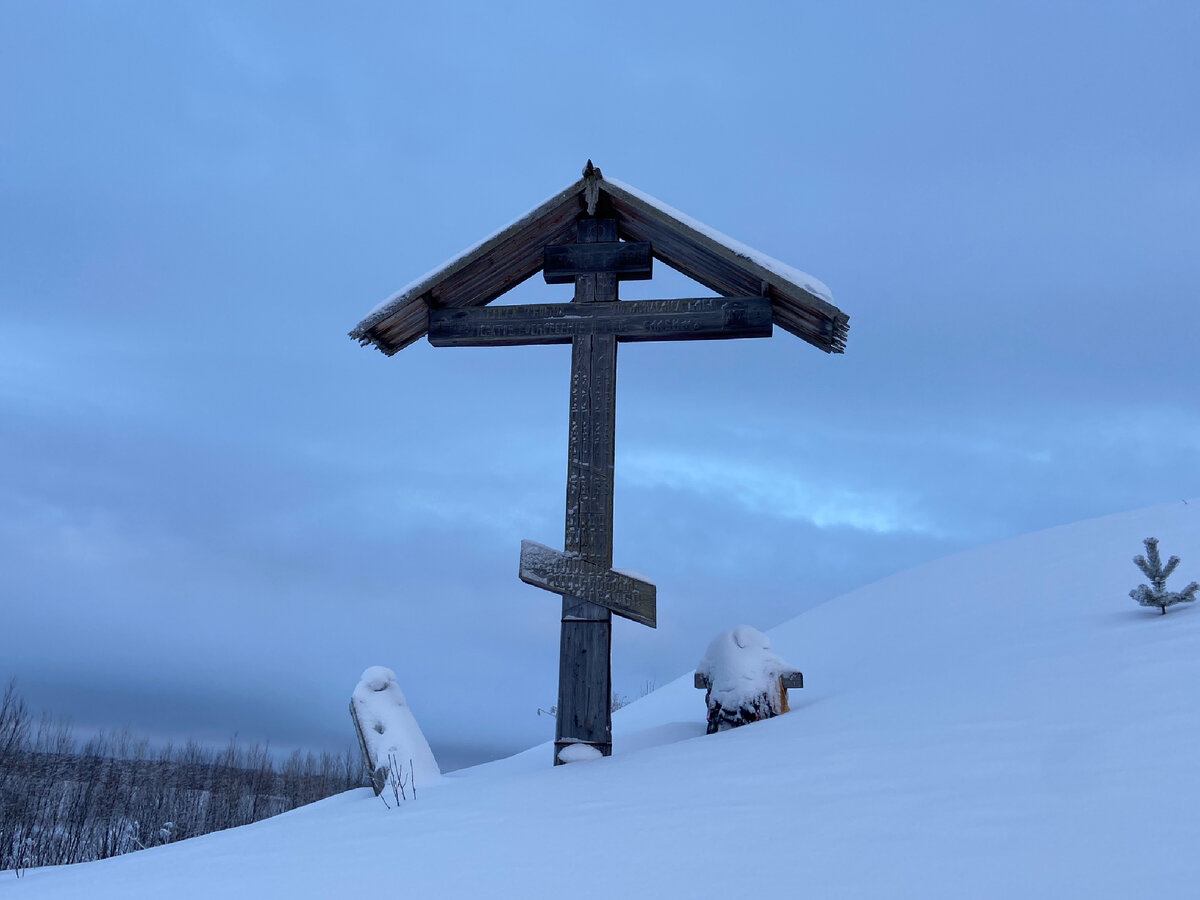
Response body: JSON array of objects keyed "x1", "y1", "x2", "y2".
[
  {"x1": 426, "y1": 165, "x2": 773, "y2": 763},
  {"x1": 350, "y1": 161, "x2": 848, "y2": 767}
]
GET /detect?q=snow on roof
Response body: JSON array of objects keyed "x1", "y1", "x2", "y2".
[
  {"x1": 602, "y1": 177, "x2": 834, "y2": 306},
  {"x1": 348, "y1": 167, "x2": 848, "y2": 355},
  {"x1": 353, "y1": 179, "x2": 585, "y2": 339}
]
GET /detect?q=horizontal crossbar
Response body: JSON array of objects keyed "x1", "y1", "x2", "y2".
[
  {"x1": 543, "y1": 240, "x2": 653, "y2": 283},
  {"x1": 694, "y1": 671, "x2": 804, "y2": 690},
  {"x1": 428, "y1": 296, "x2": 772, "y2": 348}
]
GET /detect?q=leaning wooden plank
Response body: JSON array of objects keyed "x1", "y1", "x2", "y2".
[{"x1": 348, "y1": 699, "x2": 386, "y2": 795}]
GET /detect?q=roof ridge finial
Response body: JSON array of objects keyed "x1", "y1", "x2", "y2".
[{"x1": 582, "y1": 159, "x2": 603, "y2": 216}]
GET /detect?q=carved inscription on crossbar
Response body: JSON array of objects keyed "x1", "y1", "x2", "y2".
[
  {"x1": 428, "y1": 297, "x2": 772, "y2": 347},
  {"x1": 519, "y1": 541, "x2": 656, "y2": 628}
]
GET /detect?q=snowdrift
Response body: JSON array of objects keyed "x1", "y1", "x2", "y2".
[{"x1": 12, "y1": 499, "x2": 1200, "y2": 899}]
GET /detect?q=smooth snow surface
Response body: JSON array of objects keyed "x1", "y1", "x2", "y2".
[
  {"x1": 350, "y1": 666, "x2": 441, "y2": 785},
  {"x1": 11, "y1": 499, "x2": 1200, "y2": 898}
]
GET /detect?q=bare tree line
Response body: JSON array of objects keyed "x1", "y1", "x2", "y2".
[{"x1": 0, "y1": 681, "x2": 367, "y2": 873}]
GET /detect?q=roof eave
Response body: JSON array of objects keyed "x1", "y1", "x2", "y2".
[
  {"x1": 349, "y1": 178, "x2": 587, "y2": 355},
  {"x1": 350, "y1": 172, "x2": 848, "y2": 356},
  {"x1": 599, "y1": 180, "x2": 848, "y2": 353}
]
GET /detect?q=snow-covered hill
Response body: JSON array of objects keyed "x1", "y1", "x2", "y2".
[{"x1": 9, "y1": 500, "x2": 1200, "y2": 898}]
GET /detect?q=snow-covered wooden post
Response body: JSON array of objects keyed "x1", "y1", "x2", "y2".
[
  {"x1": 349, "y1": 667, "x2": 440, "y2": 795},
  {"x1": 349, "y1": 162, "x2": 849, "y2": 765},
  {"x1": 695, "y1": 626, "x2": 803, "y2": 734}
]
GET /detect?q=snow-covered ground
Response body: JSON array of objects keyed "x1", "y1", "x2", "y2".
[{"x1": 8, "y1": 499, "x2": 1200, "y2": 898}]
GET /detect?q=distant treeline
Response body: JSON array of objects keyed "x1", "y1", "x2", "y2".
[{"x1": 0, "y1": 682, "x2": 367, "y2": 873}]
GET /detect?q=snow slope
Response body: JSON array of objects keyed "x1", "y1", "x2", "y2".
[{"x1": 8, "y1": 499, "x2": 1200, "y2": 898}]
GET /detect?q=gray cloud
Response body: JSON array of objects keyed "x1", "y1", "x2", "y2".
[{"x1": 2, "y1": 0, "x2": 1197, "y2": 767}]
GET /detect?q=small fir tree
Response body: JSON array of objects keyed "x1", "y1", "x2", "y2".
[{"x1": 1130, "y1": 537, "x2": 1199, "y2": 615}]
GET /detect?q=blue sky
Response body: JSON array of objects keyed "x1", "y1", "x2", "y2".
[{"x1": 2, "y1": 1, "x2": 1197, "y2": 768}]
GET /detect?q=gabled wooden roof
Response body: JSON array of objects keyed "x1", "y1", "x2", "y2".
[{"x1": 349, "y1": 168, "x2": 849, "y2": 355}]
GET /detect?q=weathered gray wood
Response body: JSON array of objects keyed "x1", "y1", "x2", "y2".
[
  {"x1": 353, "y1": 165, "x2": 851, "y2": 768},
  {"x1": 519, "y1": 540, "x2": 656, "y2": 628},
  {"x1": 351, "y1": 185, "x2": 584, "y2": 354},
  {"x1": 428, "y1": 296, "x2": 773, "y2": 347},
  {"x1": 553, "y1": 216, "x2": 620, "y2": 764},
  {"x1": 348, "y1": 700, "x2": 388, "y2": 795},
  {"x1": 602, "y1": 180, "x2": 849, "y2": 353},
  {"x1": 542, "y1": 241, "x2": 652, "y2": 283},
  {"x1": 694, "y1": 671, "x2": 804, "y2": 690},
  {"x1": 350, "y1": 165, "x2": 849, "y2": 357}
]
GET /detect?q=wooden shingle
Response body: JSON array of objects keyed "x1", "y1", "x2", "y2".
[{"x1": 349, "y1": 169, "x2": 848, "y2": 355}]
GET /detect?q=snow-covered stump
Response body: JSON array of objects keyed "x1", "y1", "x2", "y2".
[
  {"x1": 349, "y1": 667, "x2": 441, "y2": 796},
  {"x1": 694, "y1": 626, "x2": 803, "y2": 735}
]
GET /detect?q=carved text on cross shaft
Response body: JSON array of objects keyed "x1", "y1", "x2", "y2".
[{"x1": 565, "y1": 341, "x2": 616, "y2": 565}]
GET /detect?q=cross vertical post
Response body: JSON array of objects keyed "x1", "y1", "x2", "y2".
[
  {"x1": 353, "y1": 164, "x2": 850, "y2": 767},
  {"x1": 555, "y1": 216, "x2": 619, "y2": 763}
]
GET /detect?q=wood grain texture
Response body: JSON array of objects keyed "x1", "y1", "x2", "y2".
[
  {"x1": 601, "y1": 180, "x2": 849, "y2": 353},
  {"x1": 694, "y1": 671, "x2": 804, "y2": 690},
  {"x1": 554, "y1": 217, "x2": 619, "y2": 763},
  {"x1": 428, "y1": 296, "x2": 773, "y2": 347},
  {"x1": 349, "y1": 185, "x2": 584, "y2": 354},
  {"x1": 348, "y1": 700, "x2": 387, "y2": 795},
  {"x1": 542, "y1": 240, "x2": 652, "y2": 283},
  {"x1": 349, "y1": 171, "x2": 848, "y2": 356},
  {"x1": 519, "y1": 540, "x2": 656, "y2": 628}
]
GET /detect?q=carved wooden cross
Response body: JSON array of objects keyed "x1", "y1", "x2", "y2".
[{"x1": 427, "y1": 215, "x2": 773, "y2": 764}]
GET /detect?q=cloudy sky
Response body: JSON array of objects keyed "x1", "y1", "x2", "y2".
[{"x1": 3, "y1": 1, "x2": 1197, "y2": 769}]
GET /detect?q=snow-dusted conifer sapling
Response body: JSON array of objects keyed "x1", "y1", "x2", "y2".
[{"x1": 1130, "y1": 537, "x2": 1198, "y2": 615}]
